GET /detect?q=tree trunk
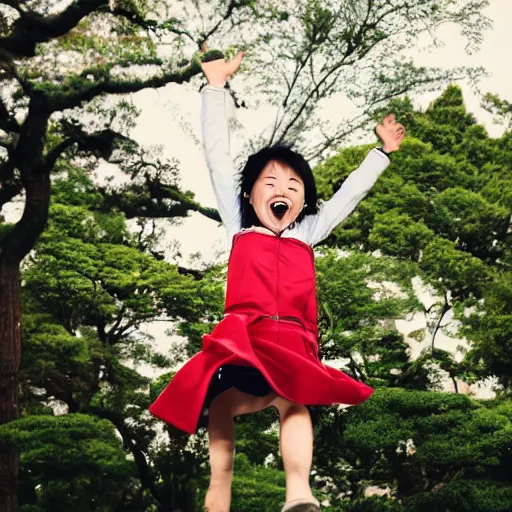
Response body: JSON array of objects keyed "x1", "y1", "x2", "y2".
[{"x1": 0, "y1": 260, "x2": 21, "y2": 512}]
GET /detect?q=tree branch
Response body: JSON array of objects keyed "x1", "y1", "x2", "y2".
[
  {"x1": 431, "y1": 292, "x2": 451, "y2": 350},
  {"x1": 43, "y1": 126, "x2": 132, "y2": 173},
  {"x1": 0, "y1": 0, "x2": 165, "y2": 58},
  {"x1": 98, "y1": 181, "x2": 221, "y2": 223},
  {"x1": 0, "y1": 0, "x2": 108, "y2": 57},
  {"x1": 43, "y1": 59, "x2": 202, "y2": 113},
  {"x1": 106, "y1": 5, "x2": 157, "y2": 30},
  {"x1": 42, "y1": 139, "x2": 76, "y2": 174},
  {"x1": 90, "y1": 407, "x2": 164, "y2": 509},
  {"x1": 0, "y1": 109, "x2": 50, "y2": 265},
  {"x1": 177, "y1": 265, "x2": 204, "y2": 281},
  {"x1": 200, "y1": 0, "x2": 240, "y2": 46},
  {"x1": 0, "y1": 177, "x2": 22, "y2": 210}
]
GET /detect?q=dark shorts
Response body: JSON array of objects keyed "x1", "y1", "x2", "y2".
[{"x1": 197, "y1": 365, "x2": 272, "y2": 429}]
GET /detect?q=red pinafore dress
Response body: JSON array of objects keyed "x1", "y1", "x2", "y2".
[{"x1": 149, "y1": 230, "x2": 373, "y2": 434}]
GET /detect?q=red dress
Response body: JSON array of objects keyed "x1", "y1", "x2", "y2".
[{"x1": 149, "y1": 231, "x2": 373, "y2": 433}]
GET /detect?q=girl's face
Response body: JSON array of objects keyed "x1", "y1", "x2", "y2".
[{"x1": 249, "y1": 160, "x2": 305, "y2": 233}]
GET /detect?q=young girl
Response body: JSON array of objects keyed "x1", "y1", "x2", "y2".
[{"x1": 150, "y1": 52, "x2": 406, "y2": 512}]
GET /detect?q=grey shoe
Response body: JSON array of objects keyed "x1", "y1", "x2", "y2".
[
  {"x1": 281, "y1": 501, "x2": 321, "y2": 512},
  {"x1": 282, "y1": 504, "x2": 320, "y2": 512}
]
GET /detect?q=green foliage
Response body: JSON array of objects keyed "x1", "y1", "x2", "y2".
[
  {"x1": 231, "y1": 454, "x2": 286, "y2": 511},
  {"x1": 315, "y1": 84, "x2": 512, "y2": 394},
  {"x1": 20, "y1": 313, "x2": 98, "y2": 413},
  {"x1": 0, "y1": 414, "x2": 135, "y2": 512},
  {"x1": 149, "y1": 370, "x2": 175, "y2": 402},
  {"x1": 368, "y1": 211, "x2": 435, "y2": 261},
  {"x1": 17, "y1": 168, "x2": 212, "y2": 510},
  {"x1": 421, "y1": 237, "x2": 490, "y2": 299},
  {"x1": 340, "y1": 496, "x2": 404, "y2": 512},
  {"x1": 317, "y1": 85, "x2": 510, "y2": 266},
  {"x1": 314, "y1": 388, "x2": 512, "y2": 507},
  {"x1": 482, "y1": 92, "x2": 512, "y2": 129},
  {"x1": 430, "y1": 187, "x2": 509, "y2": 258},
  {"x1": 178, "y1": 264, "x2": 226, "y2": 355},
  {"x1": 404, "y1": 479, "x2": 512, "y2": 512},
  {"x1": 235, "y1": 410, "x2": 280, "y2": 465},
  {"x1": 316, "y1": 249, "x2": 417, "y2": 384},
  {"x1": 25, "y1": 171, "x2": 202, "y2": 335}
]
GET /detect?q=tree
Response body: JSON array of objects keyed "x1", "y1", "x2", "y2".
[
  {"x1": 16, "y1": 165, "x2": 214, "y2": 510},
  {"x1": 314, "y1": 85, "x2": 511, "y2": 390},
  {"x1": 0, "y1": 414, "x2": 135, "y2": 512},
  {"x1": 315, "y1": 249, "x2": 419, "y2": 385},
  {"x1": 239, "y1": 0, "x2": 490, "y2": 159},
  {"x1": 313, "y1": 388, "x2": 512, "y2": 511}
]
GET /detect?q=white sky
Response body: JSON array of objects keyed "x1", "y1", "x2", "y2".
[{"x1": 125, "y1": 0, "x2": 512, "y2": 267}]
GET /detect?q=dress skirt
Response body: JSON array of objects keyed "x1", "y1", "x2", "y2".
[{"x1": 149, "y1": 314, "x2": 373, "y2": 434}]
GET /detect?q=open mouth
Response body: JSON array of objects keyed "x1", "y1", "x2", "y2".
[{"x1": 270, "y1": 201, "x2": 289, "y2": 219}]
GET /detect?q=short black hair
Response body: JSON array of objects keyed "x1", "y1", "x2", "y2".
[{"x1": 239, "y1": 145, "x2": 318, "y2": 229}]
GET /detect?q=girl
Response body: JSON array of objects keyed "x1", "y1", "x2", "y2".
[{"x1": 150, "y1": 51, "x2": 406, "y2": 512}]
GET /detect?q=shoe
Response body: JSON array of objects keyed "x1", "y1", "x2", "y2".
[{"x1": 281, "y1": 499, "x2": 321, "y2": 512}]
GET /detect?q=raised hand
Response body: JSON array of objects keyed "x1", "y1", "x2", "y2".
[
  {"x1": 200, "y1": 50, "x2": 244, "y2": 88},
  {"x1": 376, "y1": 114, "x2": 406, "y2": 153}
]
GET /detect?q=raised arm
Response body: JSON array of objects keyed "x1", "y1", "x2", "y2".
[
  {"x1": 299, "y1": 115, "x2": 406, "y2": 246},
  {"x1": 200, "y1": 51, "x2": 244, "y2": 239},
  {"x1": 201, "y1": 87, "x2": 241, "y2": 238}
]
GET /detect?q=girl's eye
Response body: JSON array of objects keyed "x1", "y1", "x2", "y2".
[
  {"x1": 289, "y1": 188, "x2": 298, "y2": 192},
  {"x1": 266, "y1": 183, "x2": 274, "y2": 187}
]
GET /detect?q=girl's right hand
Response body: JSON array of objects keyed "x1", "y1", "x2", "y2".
[{"x1": 200, "y1": 50, "x2": 244, "y2": 88}]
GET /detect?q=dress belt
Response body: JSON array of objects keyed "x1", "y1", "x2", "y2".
[{"x1": 260, "y1": 315, "x2": 303, "y2": 327}]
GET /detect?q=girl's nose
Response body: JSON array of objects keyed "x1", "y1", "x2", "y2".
[{"x1": 275, "y1": 182, "x2": 286, "y2": 196}]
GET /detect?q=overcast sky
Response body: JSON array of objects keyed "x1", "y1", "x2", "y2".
[{"x1": 117, "y1": 0, "x2": 511, "y2": 268}]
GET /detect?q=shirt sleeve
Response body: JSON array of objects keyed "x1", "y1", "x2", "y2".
[
  {"x1": 298, "y1": 148, "x2": 390, "y2": 246},
  {"x1": 201, "y1": 86, "x2": 241, "y2": 239}
]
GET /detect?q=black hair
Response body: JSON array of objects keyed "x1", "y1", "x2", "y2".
[{"x1": 239, "y1": 144, "x2": 318, "y2": 229}]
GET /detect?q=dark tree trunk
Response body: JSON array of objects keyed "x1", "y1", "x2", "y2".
[
  {"x1": 0, "y1": 107, "x2": 51, "y2": 511},
  {"x1": 0, "y1": 260, "x2": 21, "y2": 512}
]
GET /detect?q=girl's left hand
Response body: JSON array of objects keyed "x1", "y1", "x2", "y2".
[{"x1": 376, "y1": 114, "x2": 406, "y2": 152}]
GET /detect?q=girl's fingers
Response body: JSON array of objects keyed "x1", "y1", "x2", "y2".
[
  {"x1": 385, "y1": 114, "x2": 396, "y2": 125},
  {"x1": 395, "y1": 124, "x2": 406, "y2": 136}
]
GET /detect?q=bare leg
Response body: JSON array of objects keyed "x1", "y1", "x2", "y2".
[
  {"x1": 271, "y1": 396, "x2": 317, "y2": 505},
  {"x1": 204, "y1": 387, "x2": 276, "y2": 512}
]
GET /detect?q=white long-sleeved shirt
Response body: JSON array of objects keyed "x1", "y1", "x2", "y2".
[{"x1": 201, "y1": 86, "x2": 390, "y2": 247}]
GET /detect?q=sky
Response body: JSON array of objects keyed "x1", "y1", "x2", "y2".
[{"x1": 120, "y1": 0, "x2": 512, "y2": 268}]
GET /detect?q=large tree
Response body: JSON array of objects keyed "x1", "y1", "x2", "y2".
[
  {"x1": 308, "y1": 85, "x2": 512, "y2": 509},
  {"x1": 15, "y1": 163, "x2": 217, "y2": 510},
  {"x1": 314, "y1": 84, "x2": 511, "y2": 389}
]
